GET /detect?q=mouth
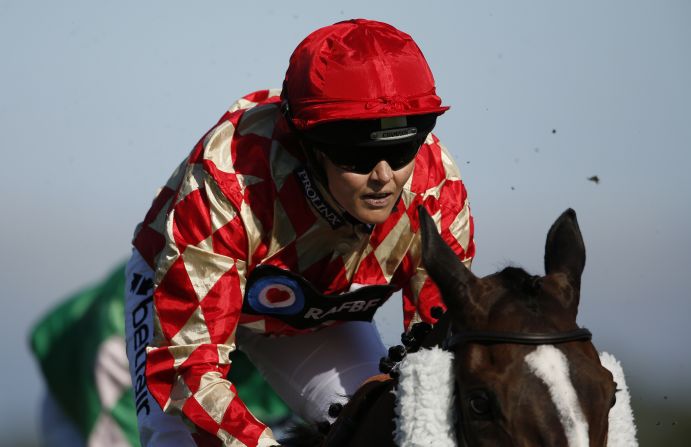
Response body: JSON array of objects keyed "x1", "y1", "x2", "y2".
[{"x1": 361, "y1": 191, "x2": 393, "y2": 208}]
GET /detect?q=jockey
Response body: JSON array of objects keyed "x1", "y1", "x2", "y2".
[{"x1": 125, "y1": 19, "x2": 475, "y2": 446}]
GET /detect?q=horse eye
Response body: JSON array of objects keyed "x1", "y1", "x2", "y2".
[{"x1": 467, "y1": 391, "x2": 492, "y2": 417}]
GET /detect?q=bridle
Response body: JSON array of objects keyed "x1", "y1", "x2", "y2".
[
  {"x1": 443, "y1": 327, "x2": 592, "y2": 349},
  {"x1": 441, "y1": 326, "x2": 593, "y2": 447}
]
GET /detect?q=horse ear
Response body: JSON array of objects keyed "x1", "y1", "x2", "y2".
[
  {"x1": 544, "y1": 208, "x2": 586, "y2": 288},
  {"x1": 418, "y1": 206, "x2": 477, "y2": 317}
]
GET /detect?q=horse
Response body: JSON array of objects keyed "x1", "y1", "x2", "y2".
[{"x1": 282, "y1": 207, "x2": 624, "y2": 447}]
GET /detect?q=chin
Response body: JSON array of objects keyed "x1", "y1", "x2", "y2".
[{"x1": 354, "y1": 208, "x2": 393, "y2": 225}]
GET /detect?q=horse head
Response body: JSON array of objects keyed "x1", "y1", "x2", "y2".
[{"x1": 419, "y1": 207, "x2": 617, "y2": 447}]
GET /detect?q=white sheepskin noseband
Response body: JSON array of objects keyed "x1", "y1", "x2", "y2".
[
  {"x1": 393, "y1": 348, "x2": 637, "y2": 446},
  {"x1": 393, "y1": 346, "x2": 456, "y2": 446},
  {"x1": 599, "y1": 352, "x2": 638, "y2": 447}
]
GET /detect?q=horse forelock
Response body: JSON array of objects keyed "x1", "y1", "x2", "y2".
[
  {"x1": 497, "y1": 266, "x2": 534, "y2": 284},
  {"x1": 494, "y1": 267, "x2": 542, "y2": 305},
  {"x1": 483, "y1": 266, "x2": 578, "y2": 333}
]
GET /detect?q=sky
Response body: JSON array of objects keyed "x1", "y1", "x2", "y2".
[{"x1": 1, "y1": 0, "x2": 690, "y2": 443}]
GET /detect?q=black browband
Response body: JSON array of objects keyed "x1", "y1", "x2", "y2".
[{"x1": 443, "y1": 327, "x2": 592, "y2": 350}]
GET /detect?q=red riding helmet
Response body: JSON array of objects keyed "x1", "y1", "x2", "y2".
[{"x1": 281, "y1": 19, "x2": 449, "y2": 131}]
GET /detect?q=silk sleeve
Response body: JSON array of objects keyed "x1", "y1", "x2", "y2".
[{"x1": 144, "y1": 159, "x2": 276, "y2": 447}]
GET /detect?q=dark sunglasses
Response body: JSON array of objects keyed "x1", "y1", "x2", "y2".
[{"x1": 317, "y1": 139, "x2": 423, "y2": 174}]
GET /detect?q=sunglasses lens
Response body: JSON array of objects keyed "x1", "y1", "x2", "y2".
[
  {"x1": 320, "y1": 140, "x2": 422, "y2": 174},
  {"x1": 385, "y1": 144, "x2": 420, "y2": 170}
]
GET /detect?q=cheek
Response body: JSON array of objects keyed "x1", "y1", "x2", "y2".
[
  {"x1": 327, "y1": 169, "x2": 365, "y2": 199},
  {"x1": 394, "y1": 162, "x2": 415, "y2": 187},
  {"x1": 341, "y1": 172, "x2": 368, "y2": 191}
]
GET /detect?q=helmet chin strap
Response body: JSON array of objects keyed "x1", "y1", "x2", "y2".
[
  {"x1": 282, "y1": 100, "x2": 329, "y2": 186},
  {"x1": 301, "y1": 139, "x2": 329, "y2": 186}
]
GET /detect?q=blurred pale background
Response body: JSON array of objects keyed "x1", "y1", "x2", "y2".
[{"x1": 1, "y1": 1, "x2": 689, "y2": 445}]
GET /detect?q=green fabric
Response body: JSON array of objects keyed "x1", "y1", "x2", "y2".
[
  {"x1": 30, "y1": 263, "x2": 290, "y2": 445},
  {"x1": 30, "y1": 264, "x2": 128, "y2": 439}
]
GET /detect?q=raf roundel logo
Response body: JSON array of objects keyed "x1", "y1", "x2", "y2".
[
  {"x1": 259, "y1": 284, "x2": 295, "y2": 308},
  {"x1": 246, "y1": 276, "x2": 305, "y2": 315}
]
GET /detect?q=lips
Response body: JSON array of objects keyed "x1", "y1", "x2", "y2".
[{"x1": 361, "y1": 191, "x2": 392, "y2": 208}]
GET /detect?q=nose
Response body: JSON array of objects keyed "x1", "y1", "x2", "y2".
[{"x1": 370, "y1": 160, "x2": 393, "y2": 183}]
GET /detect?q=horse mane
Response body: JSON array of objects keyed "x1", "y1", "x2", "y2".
[{"x1": 280, "y1": 421, "x2": 330, "y2": 447}]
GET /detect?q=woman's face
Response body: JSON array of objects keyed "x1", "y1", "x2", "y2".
[{"x1": 322, "y1": 154, "x2": 415, "y2": 225}]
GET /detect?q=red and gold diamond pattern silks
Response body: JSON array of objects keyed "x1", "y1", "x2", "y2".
[{"x1": 132, "y1": 90, "x2": 475, "y2": 446}]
